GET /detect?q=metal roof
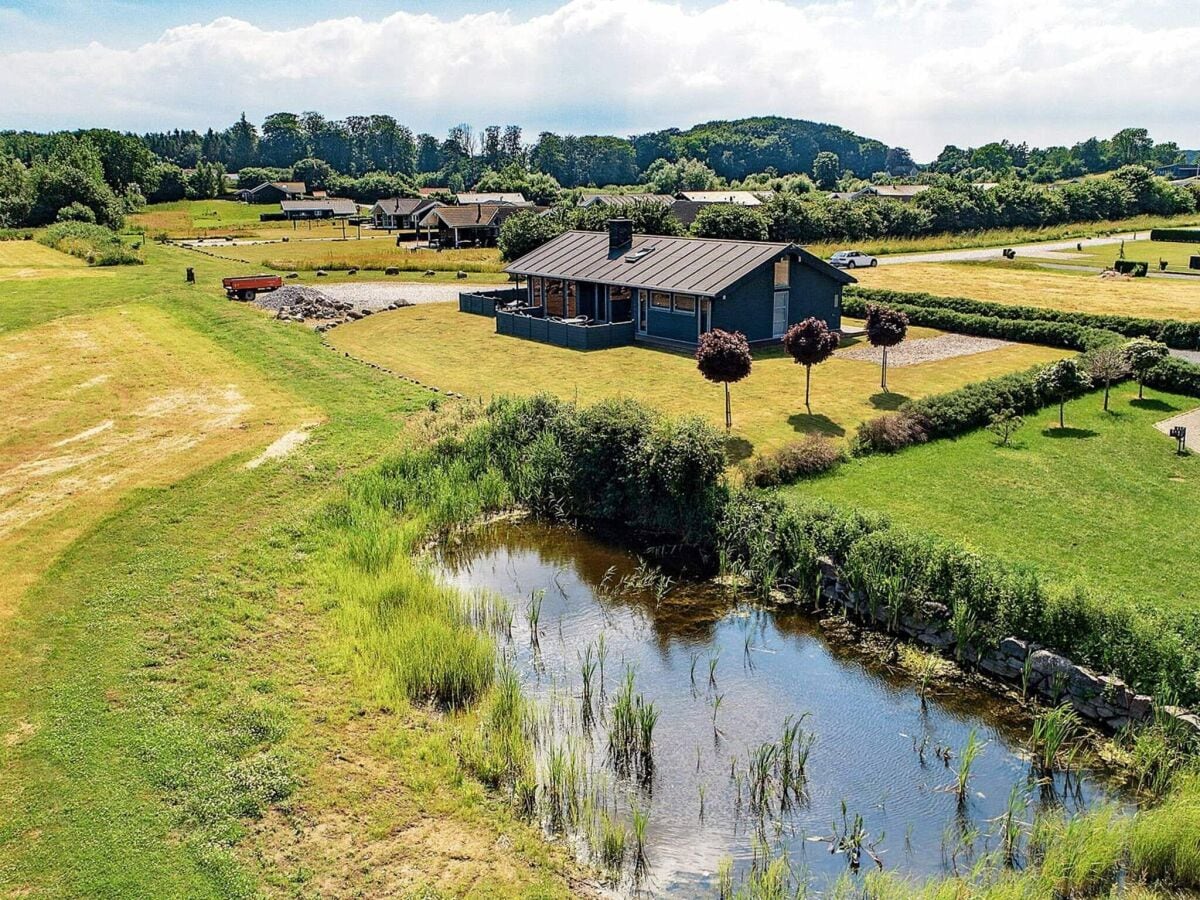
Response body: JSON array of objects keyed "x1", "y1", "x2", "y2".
[
  {"x1": 280, "y1": 198, "x2": 357, "y2": 215},
  {"x1": 420, "y1": 204, "x2": 522, "y2": 228},
  {"x1": 372, "y1": 197, "x2": 440, "y2": 216},
  {"x1": 676, "y1": 190, "x2": 774, "y2": 205},
  {"x1": 505, "y1": 230, "x2": 852, "y2": 296},
  {"x1": 579, "y1": 193, "x2": 675, "y2": 207},
  {"x1": 456, "y1": 192, "x2": 527, "y2": 204}
]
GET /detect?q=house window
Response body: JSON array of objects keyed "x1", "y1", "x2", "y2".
[
  {"x1": 650, "y1": 290, "x2": 671, "y2": 310},
  {"x1": 546, "y1": 279, "x2": 565, "y2": 317},
  {"x1": 673, "y1": 293, "x2": 697, "y2": 313},
  {"x1": 529, "y1": 276, "x2": 543, "y2": 307},
  {"x1": 608, "y1": 285, "x2": 633, "y2": 323},
  {"x1": 774, "y1": 257, "x2": 790, "y2": 289}
]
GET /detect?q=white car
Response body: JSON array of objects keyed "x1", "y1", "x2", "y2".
[{"x1": 828, "y1": 249, "x2": 878, "y2": 269}]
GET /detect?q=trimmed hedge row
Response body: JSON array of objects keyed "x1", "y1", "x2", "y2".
[
  {"x1": 720, "y1": 492, "x2": 1200, "y2": 704},
  {"x1": 842, "y1": 293, "x2": 1120, "y2": 352},
  {"x1": 1149, "y1": 228, "x2": 1200, "y2": 243},
  {"x1": 847, "y1": 285, "x2": 1200, "y2": 350}
]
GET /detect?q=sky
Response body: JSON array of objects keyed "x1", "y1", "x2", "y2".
[{"x1": 0, "y1": 0, "x2": 1197, "y2": 160}]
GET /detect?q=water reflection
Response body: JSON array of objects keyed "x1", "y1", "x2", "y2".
[{"x1": 438, "y1": 520, "x2": 1126, "y2": 895}]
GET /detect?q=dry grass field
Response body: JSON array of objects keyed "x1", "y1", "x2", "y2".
[
  {"x1": 0, "y1": 302, "x2": 312, "y2": 612},
  {"x1": 855, "y1": 260, "x2": 1200, "y2": 320},
  {"x1": 215, "y1": 239, "x2": 506, "y2": 275},
  {"x1": 328, "y1": 302, "x2": 1069, "y2": 455}
]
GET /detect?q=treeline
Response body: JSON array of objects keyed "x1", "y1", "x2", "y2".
[
  {"x1": 498, "y1": 165, "x2": 1200, "y2": 260},
  {"x1": 930, "y1": 128, "x2": 1188, "y2": 183}
]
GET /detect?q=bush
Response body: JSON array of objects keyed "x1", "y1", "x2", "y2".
[
  {"x1": 851, "y1": 411, "x2": 929, "y2": 454},
  {"x1": 55, "y1": 201, "x2": 97, "y2": 224},
  {"x1": 1113, "y1": 259, "x2": 1149, "y2": 277},
  {"x1": 1149, "y1": 228, "x2": 1200, "y2": 243},
  {"x1": 1146, "y1": 355, "x2": 1200, "y2": 396},
  {"x1": 848, "y1": 285, "x2": 1200, "y2": 350},
  {"x1": 36, "y1": 221, "x2": 141, "y2": 266},
  {"x1": 742, "y1": 435, "x2": 844, "y2": 487}
]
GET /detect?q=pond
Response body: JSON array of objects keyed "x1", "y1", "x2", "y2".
[{"x1": 437, "y1": 520, "x2": 1128, "y2": 895}]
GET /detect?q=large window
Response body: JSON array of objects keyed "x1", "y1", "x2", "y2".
[
  {"x1": 673, "y1": 293, "x2": 697, "y2": 313},
  {"x1": 650, "y1": 290, "x2": 671, "y2": 310},
  {"x1": 546, "y1": 279, "x2": 565, "y2": 317},
  {"x1": 608, "y1": 285, "x2": 633, "y2": 323},
  {"x1": 774, "y1": 257, "x2": 790, "y2": 289}
]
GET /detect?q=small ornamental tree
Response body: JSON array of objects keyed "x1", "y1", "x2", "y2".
[
  {"x1": 696, "y1": 329, "x2": 752, "y2": 431},
  {"x1": 1035, "y1": 358, "x2": 1092, "y2": 428},
  {"x1": 782, "y1": 317, "x2": 839, "y2": 412},
  {"x1": 1087, "y1": 345, "x2": 1131, "y2": 410},
  {"x1": 864, "y1": 304, "x2": 909, "y2": 392},
  {"x1": 1124, "y1": 337, "x2": 1169, "y2": 399},
  {"x1": 986, "y1": 408, "x2": 1024, "y2": 447}
]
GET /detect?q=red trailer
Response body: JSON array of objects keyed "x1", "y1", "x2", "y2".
[{"x1": 222, "y1": 274, "x2": 283, "y2": 301}]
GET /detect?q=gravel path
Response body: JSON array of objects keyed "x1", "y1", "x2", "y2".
[
  {"x1": 1171, "y1": 348, "x2": 1200, "y2": 366},
  {"x1": 317, "y1": 281, "x2": 498, "y2": 311},
  {"x1": 839, "y1": 333, "x2": 1013, "y2": 367},
  {"x1": 1155, "y1": 407, "x2": 1200, "y2": 447}
]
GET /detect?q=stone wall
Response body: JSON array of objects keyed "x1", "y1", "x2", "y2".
[{"x1": 817, "y1": 558, "x2": 1200, "y2": 737}]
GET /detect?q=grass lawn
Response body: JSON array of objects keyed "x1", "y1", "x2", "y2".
[
  {"x1": 1062, "y1": 238, "x2": 1200, "y2": 274},
  {"x1": 327, "y1": 302, "x2": 1068, "y2": 456},
  {"x1": 211, "y1": 238, "x2": 506, "y2": 276},
  {"x1": 0, "y1": 240, "x2": 576, "y2": 897},
  {"x1": 803, "y1": 212, "x2": 1200, "y2": 258},
  {"x1": 855, "y1": 260, "x2": 1200, "y2": 321},
  {"x1": 786, "y1": 388, "x2": 1200, "y2": 610},
  {"x1": 129, "y1": 199, "x2": 279, "y2": 238}
]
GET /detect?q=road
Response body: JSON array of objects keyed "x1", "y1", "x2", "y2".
[{"x1": 876, "y1": 231, "x2": 1148, "y2": 266}]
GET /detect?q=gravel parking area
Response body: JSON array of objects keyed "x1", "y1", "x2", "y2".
[
  {"x1": 318, "y1": 281, "x2": 498, "y2": 311},
  {"x1": 839, "y1": 333, "x2": 1013, "y2": 367}
]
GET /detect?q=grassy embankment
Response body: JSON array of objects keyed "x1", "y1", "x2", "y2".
[
  {"x1": 855, "y1": 260, "x2": 1200, "y2": 321},
  {"x1": 328, "y1": 303, "x2": 1067, "y2": 455},
  {"x1": 803, "y1": 211, "x2": 1200, "y2": 258},
  {"x1": 0, "y1": 238, "x2": 576, "y2": 897},
  {"x1": 788, "y1": 387, "x2": 1199, "y2": 611},
  {"x1": 1064, "y1": 237, "x2": 1200, "y2": 273}
]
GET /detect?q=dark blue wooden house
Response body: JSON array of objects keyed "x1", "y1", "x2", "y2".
[{"x1": 477, "y1": 220, "x2": 853, "y2": 350}]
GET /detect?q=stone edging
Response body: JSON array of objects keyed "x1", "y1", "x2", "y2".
[{"x1": 817, "y1": 558, "x2": 1200, "y2": 737}]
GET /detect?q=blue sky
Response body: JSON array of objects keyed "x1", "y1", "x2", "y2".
[{"x1": 0, "y1": 0, "x2": 1196, "y2": 158}]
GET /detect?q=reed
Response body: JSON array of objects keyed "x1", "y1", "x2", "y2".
[
  {"x1": 607, "y1": 668, "x2": 657, "y2": 782},
  {"x1": 631, "y1": 801, "x2": 649, "y2": 875},
  {"x1": 596, "y1": 810, "x2": 628, "y2": 874},
  {"x1": 1029, "y1": 704, "x2": 1082, "y2": 776},
  {"x1": 954, "y1": 729, "x2": 984, "y2": 805}
]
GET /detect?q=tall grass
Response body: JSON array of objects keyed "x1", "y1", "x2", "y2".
[{"x1": 1129, "y1": 771, "x2": 1200, "y2": 890}]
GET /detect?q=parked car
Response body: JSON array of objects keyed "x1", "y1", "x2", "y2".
[{"x1": 828, "y1": 250, "x2": 878, "y2": 269}]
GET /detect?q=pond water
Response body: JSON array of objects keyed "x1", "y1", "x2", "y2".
[{"x1": 437, "y1": 520, "x2": 1127, "y2": 895}]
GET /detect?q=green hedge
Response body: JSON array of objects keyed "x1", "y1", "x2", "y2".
[
  {"x1": 721, "y1": 493, "x2": 1200, "y2": 704},
  {"x1": 842, "y1": 293, "x2": 1120, "y2": 351},
  {"x1": 1150, "y1": 228, "x2": 1200, "y2": 243},
  {"x1": 1113, "y1": 259, "x2": 1149, "y2": 277},
  {"x1": 1147, "y1": 355, "x2": 1200, "y2": 396},
  {"x1": 847, "y1": 286, "x2": 1200, "y2": 350}
]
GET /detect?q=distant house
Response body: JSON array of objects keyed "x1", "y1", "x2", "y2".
[
  {"x1": 668, "y1": 200, "x2": 709, "y2": 228},
  {"x1": 279, "y1": 198, "x2": 358, "y2": 220},
  {"x1": 676, "y1": 190, "x2": 774, "y2": 206},
  {"x1": 419, "y1": 203, "x2": 525, "y2": 247},
  {"x1": 852, "y1": 184, "x2": 929, "y2": 202},
  {"x1": 579, "y1": 193, "x2": 675, "y2": 209},
  {"x1": 487, "y1": 219, "x2": 853, "y2": 350},
  {"x1": 419, "y1": 186, "x2": 450, "y2": 197},
  {"x1": 238, "y1": 181, "x2": 307, "y2": 204},
  {"x1": 456, "y1": 192, "x2": 529, "y2": 205},
  {"x1": 370, "y1": 197, "x2": 443, "y2": 230},
  {"x1": 1155, "y1": 163, "x2": 1200, "y2": 180}
]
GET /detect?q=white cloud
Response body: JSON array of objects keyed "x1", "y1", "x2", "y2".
[{"x1": 1, "y1": 0, "x2": 1198, "y2": 158}]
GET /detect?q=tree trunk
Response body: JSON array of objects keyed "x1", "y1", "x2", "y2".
[
  {"x1": 1139, "y1": 378, "x2": 1145, "y2": 399},
  {"x1": 805, "y1": 365, "x2": 812, "y2": 412},
  {"x1": 881, "y1": 347, "x2": 888, "y2": 392},
  {"x1": 724, "y1": 382, "x2": 731, "y2": 431},
  {"x1": 1059, "y1": 398, "x2": 1065, "y2": 428},
  {"x1": 1103, "y1": 380, "x2": 1110, "y2": 411}
]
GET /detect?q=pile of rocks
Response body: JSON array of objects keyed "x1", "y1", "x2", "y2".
[{"x1": 252, "y1": 284, "x2": 409, "y2": 328}]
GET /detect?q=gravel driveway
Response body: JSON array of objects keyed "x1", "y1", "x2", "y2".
[
  {"x1": 317, "y1": 282, "x2": 500, "y2": 311},
  {"x1": 839, "y1": 333, "x2": 1013, "y2": 367}
]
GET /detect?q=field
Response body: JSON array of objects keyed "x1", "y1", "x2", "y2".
[
  {"x1": 209, "y1": 238, "x2": 507, "y2": 277},
  {"x1": 327, "y1": 302, "x2": 1068, "y2": 455},
  {"x1": 855, "y1": 260, "x2": 1200, "y2": 320},
  {"x1": 0, "y1": 238, "x2": 576, "y2": 897},
  {"x1": 788, "y1": 388, "x2": 1200, "y2": 610},
  {"x1": 1063, "y1": 237, "x2": 1200, "y2": 273}
]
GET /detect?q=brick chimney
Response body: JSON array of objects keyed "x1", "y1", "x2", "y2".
[{"x1": 608, "y1": 218, "x2": 633, "y2": 252}]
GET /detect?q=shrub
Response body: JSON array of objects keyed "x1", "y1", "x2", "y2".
[
  {"x1": 36, "y1": 221, "x2": 141, "y2": 266},
  {"x1": 742, "y1": 435, "x2": 844, "y2": 487},
  {"x1": 1149, "y1": 228, "x2": 1200, "y2": 243},
  {"x1": 852, "y1": 411, "x2": 929, "y2": 455},
  {"x1": 848, "y1": 285, "x2": 1200, "y2": 350},
  {"x1": 696, "y1": 329, "x2": 752, "y2": 431},
  {"x1": 1113, "y1": 259, "x2": 1149, "y2": 277},
  {"x1": 782, "y1": 317, "x2": 838, "y2": 411},
  {"x1": 1146, "y1": 355, "x2": 1200, "y2": 396},
  {"x1": 1126, "y1": 337, "x2": 1171, "y2": 398},
  {"x1": 55, "y1": 201, "x2": 97, "y2": 224}
]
